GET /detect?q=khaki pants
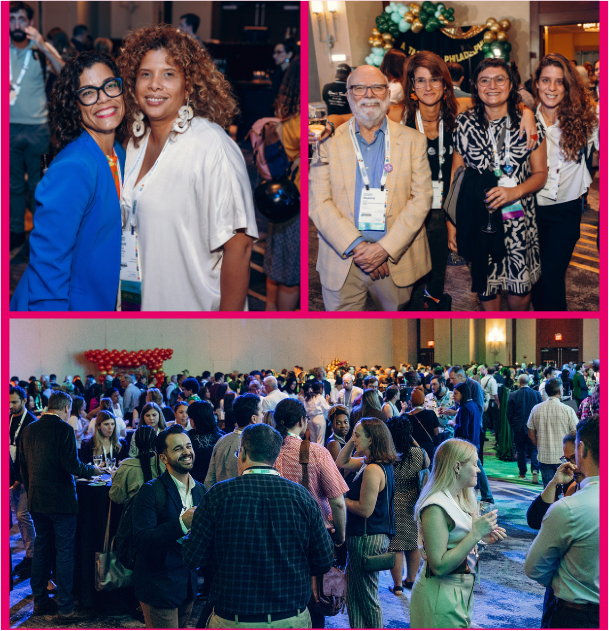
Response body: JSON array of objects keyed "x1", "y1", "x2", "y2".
[
  {"x1": 322, "y1": 262, "x2": 413, "y2": 311},
  {"x1": 208, "y1": 607, "x2": 311, "y2": 628},
  {"x1": 140, "y1": 599, "x2": 194, "y2": 629}
]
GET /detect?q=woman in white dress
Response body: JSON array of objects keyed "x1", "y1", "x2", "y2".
[
  {"x1": 410, "y1": 439, "x2": 507, "y2": 628},
  {"x1": 117, "y1": 25, "x2": 258, "y2": 311},
  {"x1": 303, "y1": 381, "x2": 330, "y2": 445}
]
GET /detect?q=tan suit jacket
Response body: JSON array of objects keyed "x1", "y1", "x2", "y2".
[{"x1": 310, "y1": 118, "x2": 433, "y2": 292}]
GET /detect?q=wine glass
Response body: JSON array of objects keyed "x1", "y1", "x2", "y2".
[
  {"x1": 309, "y1": 102, "x2": 328, "y2": 167},
  {"x1": 481, "y1": 188, "x2": 497, "y2": 234},
  {"x1": 106, "y1": 457, "x2": 116, "y2": 472},
  {"x1": 93, "y1": 454, "x2": 103, "y2": 470}
]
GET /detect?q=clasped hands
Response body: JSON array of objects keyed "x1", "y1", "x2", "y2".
[{"x1": 353, "y1": 242, "x2": 389, "y2": 280}]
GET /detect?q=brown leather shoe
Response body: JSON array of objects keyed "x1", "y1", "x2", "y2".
[
  {"x1": 56, "y1": 608, "x2": 93, "y2": 623},
  {"x1": 33, "y1": 599, "x2": 58, "y2": 616}
]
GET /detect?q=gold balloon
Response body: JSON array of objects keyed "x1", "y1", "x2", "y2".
[
  {"x1": 383, "y1": 43, "x2": 393, "y2": 51},
  {"x1": 496, "y1": 30, "x2": 508, "y2": 42},
  {"x1": 372, "y1": 37, "x2": 383, "y2": 47},
  {"x1": 410, "y1": 4, "x2": 421, "y2": 16},
  {"x1": 483, "y1": 30, "x2": 497, "y2": 43},
  {"x1": 438, "y1": 14, "x2": 449, "y2": 25},
  {"x1": 486, "y1": 17, "x2": 498, "y2": 28},
  {"x1": 368, "y1": 37, "x2": 376, "y2": 46},
  {"x1": 499, "y1": 19, "x2": 511, "y2": 32},
  {"x1": 382, "y1": 32, "x2": 393, "y2": 41},
  {"x1": 490, "y1": 22, "x2": 501, "y2": 33},
  {"x1": 371, "y1": 28, "x2": 380, "y2": 36},
  {"x1": 404, "y1": 11, "x2": 415, "y2": 23},
  {"x1": 411, "y1": 18, "x2": 424, "y2": 33}
]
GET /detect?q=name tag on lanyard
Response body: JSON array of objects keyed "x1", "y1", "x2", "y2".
[
  {"x1": 432, "y1": 181, "x2": 443, "y2": 209},
  {"x1": 358, "y1": 188, "x2": 388, "y2": 231},
  {"x1": 349, "y1": 117, "x2": 390, "y2": 232},
  {"x1": 120, "y1": 226, "x2": 142, "y2": 311},
  {"x1": 498, "y1": 175, "x2": 524, "y2": 220},
  {"x1": 416, "y1": 110, "x2": 444, "y2": 210}
]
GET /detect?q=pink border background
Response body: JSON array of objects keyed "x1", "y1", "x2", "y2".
[{"x1": 3, "y1": 1, "x2": 607, "y2": 629}]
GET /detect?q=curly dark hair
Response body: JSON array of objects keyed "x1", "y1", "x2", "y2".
[
  {"x1": 117, "y1": 24, "x2": 239, "y2": 145},
  {"x1": 469, "y1": 58, "x2": 522, "y2": 132},
  {"x1": 275, "y1": 56, "x2": 300, "y2": 120},
  {"x1": 49, "y1": 51, "x2": 128, "y2": 150},
  {"x1": 402, "y1": 51, "x2": 459, "y2": 132},
  {"x1": 532, "y1": 53, "x2": 597, "y2": 162},
  {"x1": 386, "y1": 414, "x2": 416, "y2": 464}
]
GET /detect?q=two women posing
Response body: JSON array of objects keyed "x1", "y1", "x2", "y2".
[{"x1": 12, "y1": 25, "x2": 258, "y2": 312}]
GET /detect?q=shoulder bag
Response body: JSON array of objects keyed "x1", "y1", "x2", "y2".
[{"x1": 95, "y1": 501, "x2": 133, "y2": 591}]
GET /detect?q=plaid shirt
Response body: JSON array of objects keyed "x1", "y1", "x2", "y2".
[
  {"x1": 275, "y1": 436, "x2": 349, "y2": 528},
  {"x1": 527, "y1": 397, "x2": 578, "y2": 464},
  {"x1": 182, "y1": 470, "x2": 334, "y2": 615}
]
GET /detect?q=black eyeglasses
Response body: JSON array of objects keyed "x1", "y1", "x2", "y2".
[{"x1": 76, "y1": 77, "x2": 123, "y2": 106}]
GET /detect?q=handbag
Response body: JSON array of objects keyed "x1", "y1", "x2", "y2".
[
  {"x1": 310, "y1": 566, "x2": 347, "y2": 617},
  {"x1": 417, "y1": 448, "x2": 430, "y2": 494},
  {"x1": 442, "y1": 164, "x2": 464, "y2": 225},
  {"x1": 361, "y1": 466, "x2": 396, "y2": 572},
  {"x1": 95, "y1": 501, "x2": 133, "y2": 591}
]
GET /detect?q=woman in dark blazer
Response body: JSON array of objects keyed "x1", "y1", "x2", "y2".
[{"x1": 11, "y1": 51, "x2": 127, "y2": 311}]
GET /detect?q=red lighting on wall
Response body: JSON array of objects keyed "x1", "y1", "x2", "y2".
[{"x1": 428, "y1": 341, "x2": 434, "y2": 347}]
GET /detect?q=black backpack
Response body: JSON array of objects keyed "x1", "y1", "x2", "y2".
[{"x1": 112, "y1": 477, "x2": 167, "y2": 571}]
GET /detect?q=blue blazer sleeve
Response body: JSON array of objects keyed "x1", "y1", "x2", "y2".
[{"x1": 20, "y1": 148, "x2": 96, "y2": 310}]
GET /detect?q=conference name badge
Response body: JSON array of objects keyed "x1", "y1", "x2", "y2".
[
  {"x1": 120, "y1": 228, "x2": 142, "y2": 310},
  {"x1": 539, "y1": 168, "x2": 561, "y2": 202},
  {"x1": 498, "y1": 175, "x2": 524, "y2": 220},
  {"x1": 357, "y1": 188, "x2": 388, "y2": 232},
  {"x1": 432, "y1": 181, "x2": 443, "y2": 209}
]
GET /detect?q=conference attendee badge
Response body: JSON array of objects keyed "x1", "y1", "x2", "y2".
[
  {"x1": 432, "y1": 181, "x2": 443, "y2": 209},
  {"x1": 358, "y1": 188, "x2": 388, "y2": 231},
  {"x1": 497, "y1": 175, "x2": 524, "y2": 220},
  {"x1": 120, "y1": 223, "x2": 142, "y2": 311},
  {"x1": 539, "y1": 154, "x2": 564, "y2": 202},
  {"x1": 349, "y1": 117, "x2": 390, "y2": 232}
]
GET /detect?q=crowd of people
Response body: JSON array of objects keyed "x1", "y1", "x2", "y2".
[
  {"x1": 9, "y1": 356, "x2": 599, "y2": 628},
  {"x1": 311, "y1": 47, "x2": 599, "y2": 312},
  {"x1": 9, "y1": 1, "x2": 301, "y2": 312}
]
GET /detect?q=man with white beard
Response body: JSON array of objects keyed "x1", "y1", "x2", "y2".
[{"x1": 310, "y1": 65, "x2": 432, "y2": 311}]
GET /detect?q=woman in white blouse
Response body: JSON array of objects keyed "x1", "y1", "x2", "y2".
[
  {"x1": 303, "y1": 381, "x2": 330, "y2": 445},
  {"x1": 410, "y1": 439, "x2": 507, "y2": 628},
  {"x1": 532, "y1": 53, "x2": 598, "y2": 311},
  {"x1": 117, "y1": 25, "x2": 258, "y2": 311}
]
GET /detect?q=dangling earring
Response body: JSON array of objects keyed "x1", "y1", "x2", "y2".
[
  {"x1": 132, "y1": 110, "x2": 145, "y2": 137},
  {"x1": 443, "y1": 90, "x2": 448, "y2": 100},
  {"x1": 173, "y1": 97, "x2": 194, "y2": 134},
  {"x1": 410, "y1": 92, "x2": 418, "y2": 101}
]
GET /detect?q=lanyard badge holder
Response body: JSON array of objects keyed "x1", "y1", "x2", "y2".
[
  {"x1": 10, "y1": 49, "x2": 32, "y2": 106},
  {"x1": 349, "y1": 118, "x2": 390, "y2": 232},
  {"x1": 416, "y1": 110, "x2": 444, "y2": 209},
  {"x1": 488, "y1": 117, "x2": 524, "y2": 220},
  {"x1": 120, "y1": 197, "x2": 143, "y2": 311}
]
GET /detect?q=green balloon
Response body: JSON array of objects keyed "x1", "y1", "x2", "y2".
[
  {"x1": 481, "y1": 42, "x2": 492, "y2": 52},
  {"x1": 422, "y1": 1, "x2": 435, "y2": 12},
  {"x1": 502, "y1": 54, "x2": 511, "y2": 62},
  {"x1": 484, "y1": 51, "x2": 496, "y2": 59},
  {"x1": 418, "y1": 11, "x2": 429, "y2": 23},
  {"x1": 389, "y1": 24, "x2": 400, "y2": 35},
  {"x1": 425, "y1": 21, "x2": 437, "y2": 32},
  {"x1": 376, "y1": 15, "x2": 384, "y2": 26},
  {"x1": 503, "y1": 42, "x2": 512, "y2": 52},
  {"x1": 446, "y1": 14, "x2": 454, "y2": 22}
]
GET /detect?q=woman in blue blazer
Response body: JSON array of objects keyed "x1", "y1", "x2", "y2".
[{"x1": 11, "y1": 51, "x2": 127, "y2": 311}]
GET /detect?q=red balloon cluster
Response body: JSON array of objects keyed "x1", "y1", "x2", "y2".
[{"x1": 83, "y1": 348, "x2": 174, "y2": 381}]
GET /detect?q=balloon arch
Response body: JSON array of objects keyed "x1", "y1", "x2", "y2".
[
  {"x1": 365, "y1": 2, "x2": 512, "y2": 68},
  {"x1": 83, "y1": 348, "x2": 174, "y2": 384}
]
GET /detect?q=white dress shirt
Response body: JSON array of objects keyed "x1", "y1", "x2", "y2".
[{"x1": 261, "y1": 388, "x2": 289, "y2": 413}]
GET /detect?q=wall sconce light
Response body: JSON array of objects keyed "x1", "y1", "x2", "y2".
[
  {"x1": 555, "y1": 333, "x2": 562, "y2": 341},
  {"x1": 428, "y1": 341, "x2": 434, "y2": 347},
  {"x1": 312, "y1": 1, "x2": 337, "y2": 50},
  {"x1": 487, "y1": 326, "x2": 504, "y2": 362}
]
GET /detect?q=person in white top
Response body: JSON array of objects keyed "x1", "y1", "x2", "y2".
[
  {"x1": 337, "y1": 373, "x2": 363, "y2": 415},
  {"x1": 532, "y1": 53, "x2": 598, "y2": 311},
  {"x1": 261, "y1": 376, "x2": 288, "y2": 413},
  {"x1": 303, "y1": 381, "x2": 331, "y2": 445},
  {"x1": 410, "y1": 438, "x2": 507, "y2": 629},
  {"x1": 117, "y1": 25, "x2": 258, "y2": 311}
]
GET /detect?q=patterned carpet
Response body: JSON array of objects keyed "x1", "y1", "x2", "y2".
[{"x1": 10, "y1": 436, "x2": 547, "y2": 629}]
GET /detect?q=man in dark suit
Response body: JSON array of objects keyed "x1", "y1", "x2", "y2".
[
  {"x1": 132, "y1": 424, "x2": 204, "y2": 629},
  {"x1": 9, "y1": 386, "x2": 37, "y2": 577},
  {"x1": 19, "y1": 391, "x2": 101, "y2": 621},
  {"x1": 508, "y1": 374, "x2": 543, "y2": 483}
]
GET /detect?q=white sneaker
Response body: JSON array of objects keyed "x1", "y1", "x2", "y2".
[{"x1": 532, "y1": 472, "x2": 539, "y2": 485}]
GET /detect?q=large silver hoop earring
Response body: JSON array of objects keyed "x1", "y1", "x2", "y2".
[
  {"x1": 132, "y1": 110, "x2": 145, "y2": 137},
  {"x1": 173, "y1": 98, "x2": 194, "y2": 134}
]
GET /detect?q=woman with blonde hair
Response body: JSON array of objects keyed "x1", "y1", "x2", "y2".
[
  {"x1": 79, "y1": 411, "x2": 127, "y2": 465},
  {"x1": 117, "y1": 25, "x2": 258, "y2": 311},
  {"x1": 410, "y1": 438, "x2": 507, "y2": 628}
]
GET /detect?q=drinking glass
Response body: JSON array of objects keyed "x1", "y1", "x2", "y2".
[
  {"x1": 481, "y1": 188, "x2": 497, "y2": 234},
  {"x1": 478, "y1": 501, "x2": 494, "y2": 516},
  {"x1": 106, "y1": 457, "x2": 116, "y2": 472},
  {"x1": 309, "y1": 101, "x2": 328, "y2": 167},
  {"x1": 93, "y1": 454, "x2": 103, "y2": 468}
]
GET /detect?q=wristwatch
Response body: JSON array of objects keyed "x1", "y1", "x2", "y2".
[{"x1": 327, "y1": 121, "x2": 335, "y2": 137}]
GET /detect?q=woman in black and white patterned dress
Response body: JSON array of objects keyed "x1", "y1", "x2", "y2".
[{"x1": 450, "y1": 59, "x2": 548, "y2": 311}]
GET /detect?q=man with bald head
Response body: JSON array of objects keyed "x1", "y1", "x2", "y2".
[
  {"x1": 508, "y1": 373, "x2": 542, "y2": 483},
  {"x1": 261, "y1": 375, "x2": 288, "y2": 413},
  {"x1": 310, "y1": 65, "x2": 432, "y2": 311}
]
